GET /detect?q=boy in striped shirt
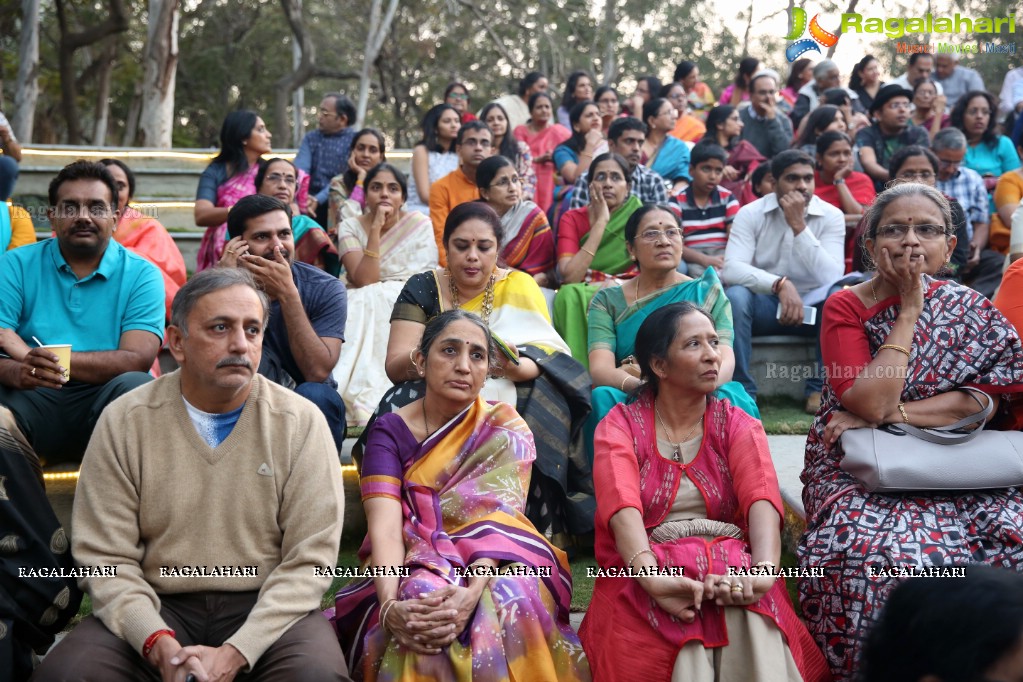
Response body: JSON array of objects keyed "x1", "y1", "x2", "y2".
[{"x1": 670, "y1": 142, "x2": 739, "y2": 277}]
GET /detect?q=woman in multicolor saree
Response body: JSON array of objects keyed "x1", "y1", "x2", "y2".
[
  {"x1": 553, "y1": 152, "x2": 642, "y2": 365},
  {"x1": 331, "y1": 163, "x2": 438, "y2": 427},
  {"x1": 477, "y1": 155, "x2": 556, "y2": 287},
  {"x1": 583, "y1": 204, "x2": 756, "y2": 464},
  {"x1": 798, "y1": 183, "x2": 1023, "y2": 680},
  {"x1": 580, "y1": 303, "x2": 829, "y2": 682},
  {"x1": 329, "y1": 309, "x2": 591, "y2": 682},
  {"x1": 376, "y1": 202, "x2": 593, "y2": 547}
]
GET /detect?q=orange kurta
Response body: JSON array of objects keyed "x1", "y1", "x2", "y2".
[
  {"x1": 428, "y1": 167, "x2": 479, "y2": 266},
  {"x1": 114, "y1": 207, "x2": 187, "y2": 321}
]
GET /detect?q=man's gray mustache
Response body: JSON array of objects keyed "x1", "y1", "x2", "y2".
[{"x1": 216, "y1": 357, "x2": 251, "y2": 369}]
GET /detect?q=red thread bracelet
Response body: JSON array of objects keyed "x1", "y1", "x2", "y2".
[{"x1": 143, "y1": 629, "x2": 175, "y2": 658}]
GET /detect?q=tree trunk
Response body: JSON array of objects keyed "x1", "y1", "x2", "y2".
[
  {"x1": 139, "y1": 0, "x2": 181, "y2": 148},
  {"x1": 12, "y1": 0, "x2": 40, "y2": 142},
  {"x1": 92, "y1": 41, "x2": 117, "y2": 146},
  {"x1": 274, "y1": 0, "x2": 316, "y2": 143},
  {"x1": 355, "y1": 0, "x2": 399, "y2": 127},
  {"x1": 122, "y1": 83, "x2": 142, "y2": 146},
  {"x1": 54, "y1": 0, "x2": 129, "y2": 144}
]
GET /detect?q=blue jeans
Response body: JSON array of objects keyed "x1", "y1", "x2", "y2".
[
  {"x1": 0, "y1": 155, "x2": 18, "y2": 200},
  {"x1": 295, "y1": 381, "x2": 346, "y2": 454},
  {"x1": 725, "y1": 285, "x2": 824, "y2": 399}
]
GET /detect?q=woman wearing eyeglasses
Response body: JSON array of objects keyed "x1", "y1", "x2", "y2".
[
  {"x1": 583, "y1": 203, "x2": 757, "y2": 463},
  {"x1": 848, "y1": 146, "x2": 969, "y2": 279},
  {"x1": 477, "y1": 155, "x2": 555, "y2": 287},
  {"x1": 798, "y1": 182, "x2": 1023, "y2": 681},
  {"x1": 254, "y1": 157, "x2": 338, "y2": 273},
  {"x1": 552, "y1": 152, "x2": 641, "y2": 363},
  {"x1": 443, "y1": 81, "x2": 477, "y2": 124},
  {"x1": 661, "y1": 82, "x2": 706, "y2": 144}
]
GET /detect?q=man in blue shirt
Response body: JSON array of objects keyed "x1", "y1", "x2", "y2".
[
  {"x1": 219, "y1": 194, "x2": 348, "y2": 451},
  {"x1": 294, "y1": 93, "x2": 357, "y2": 227},
  {"x1": 0, "y1": 160, "x2": 164, "y2": 465}
]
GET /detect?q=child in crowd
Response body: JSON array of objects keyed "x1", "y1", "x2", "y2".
[
  {"x1": 751, "y1": 163, "x2": 775, "y2": 198},
  {"x1": 670, "y1": 142, "x2": 739, "y2": 276}
]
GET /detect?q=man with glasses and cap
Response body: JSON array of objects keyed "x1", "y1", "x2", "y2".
[{"x1": 857, "y1": 83, "x2": 931, "y2": 191}]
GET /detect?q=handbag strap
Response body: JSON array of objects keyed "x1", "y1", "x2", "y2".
[{"x1": 894, "y1": 388, "x2": 993, "y2": 445}]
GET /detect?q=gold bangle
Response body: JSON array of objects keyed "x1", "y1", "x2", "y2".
[
  {"x1": 879, "y1": 343, "x2": 910, "y2": 358},
  {"x1": 898, "y1": 402, "x2": 910, "y2": 424},
  {"x1": 620, "y1": 375, "x2": 632, "y2": 392},
  {"x1": 363, "y1": 249, "x2": 380, "y2": 258},
  {"x1": 580, "y1": 247, "x2": 596, "y2": 257}
]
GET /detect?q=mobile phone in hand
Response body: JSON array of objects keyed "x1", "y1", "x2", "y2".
[{"x1": 776, "y1": 302, "x2": 817, "y2": 325}]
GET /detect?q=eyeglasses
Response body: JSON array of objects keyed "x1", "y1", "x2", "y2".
[
  {"x1": 639, "y1": 227, "x2": 683, "y2": 242},
  {"x1": 876, "y1": 224, "x2": 947, "y2": 240},
  {"x1": 885, "y1": 101, "x2": 911, "y2": 110},
  {"x1": 447, "y1": 92, "x2": 469, "y2": 101},
  {"x1": 55, "y1": 202, "x2": 113, "y2": 219},
  {"x1": 462, "y1": 138, "x2": 491, "y2": 148},
  {"x1": 937, "y1": 158, "x2": 962, "y2": 168},
  {"x1": 490, "y1": 175, "x2": 521, "y2": 188},
  {"x1": 897, "y1": 171, "x2": 935, "y2": 181},
  {"x1": 265, "y1": 173, "x2": 297, "y2": 186},
  {"x1": 966, "y1": 108, "x2": 991, "y2": 116}
]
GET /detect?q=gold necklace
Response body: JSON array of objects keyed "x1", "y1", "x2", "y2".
[
  {"x1": 449, "y1": 270, "x2": 495, "y2": 325},
  {"x1": 870, "y1": 276, "x2": 878, "y2": 304},
  {"x1": 653, "y1": 403, "x2": 703, "y2": 463}
]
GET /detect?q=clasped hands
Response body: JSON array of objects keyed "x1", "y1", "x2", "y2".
[
  {"x1": 639, "y1": 571, "x2": 776, "y2": 623},
  {"x1": 148, "y1": 636, "x2": 246, "y2": 682},
  {"x1": 382, "y1": 584, "x2": 482, "y2": 655}
]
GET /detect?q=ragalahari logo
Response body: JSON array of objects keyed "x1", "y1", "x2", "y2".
[{"x1": 784, "y1": 7, "x2": 840, "y2": 62}]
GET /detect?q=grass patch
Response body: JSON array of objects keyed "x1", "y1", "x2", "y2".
[{"x1": 757, "y1": 395, "x2": 813, "y2": 436}]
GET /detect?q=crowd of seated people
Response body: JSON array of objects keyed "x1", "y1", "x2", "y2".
[{"x1": 3, "y1": 51, "x2": 1023, "y2": 682}]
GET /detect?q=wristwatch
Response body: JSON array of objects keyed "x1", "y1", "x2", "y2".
[{"x1": 833, "y1": 178, "x2": 846, "y2": 185}]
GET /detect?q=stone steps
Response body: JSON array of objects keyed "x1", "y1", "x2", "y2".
[{"x1": 14, "y1": 145, "x2": 413, "y2": 232}]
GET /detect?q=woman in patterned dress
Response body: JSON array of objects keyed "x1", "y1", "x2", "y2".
[{"x1": 797, "y1": 182, "x2": 1023, "y2": 680}]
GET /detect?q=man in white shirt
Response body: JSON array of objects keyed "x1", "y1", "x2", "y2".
[
  {"x1": 891, "y1": 54, "x2": 944, "y2": 95},
  {"x1": 721, "y1": 150, "x2": 845, "y2": 411}
]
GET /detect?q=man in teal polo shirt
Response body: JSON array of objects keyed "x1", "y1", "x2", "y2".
[{"x1": 0, "y1": 160, "x2": 164, "y2": 465}]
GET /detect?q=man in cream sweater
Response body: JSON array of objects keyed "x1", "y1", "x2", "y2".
[{"x1": 34, "y1": 268, "x2": 351, "y2": 681}]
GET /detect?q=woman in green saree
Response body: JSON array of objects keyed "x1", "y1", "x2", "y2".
[
  {"x1": 583, "y1": 203, "x2": 757, "y2": 463},
  {"x1": 553, "y1": 152, "x2": 643, "y2": 364}
]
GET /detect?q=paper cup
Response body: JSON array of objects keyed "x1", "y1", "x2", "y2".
[{"x1": 43, "y1": 344, "x2": 71, "y2": 381}]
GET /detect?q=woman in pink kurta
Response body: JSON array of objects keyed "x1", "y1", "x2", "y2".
[
  {"x1": 514, "y1": 91, "x2": 571, "y2": 212},
  {"x1": 579, "y1": 301, "x2": 829, "y2": 682}
]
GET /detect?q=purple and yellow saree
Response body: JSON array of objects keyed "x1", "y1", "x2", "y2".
[{"x1": 329, "y1": 397, "x2": 590, "y2": 681}]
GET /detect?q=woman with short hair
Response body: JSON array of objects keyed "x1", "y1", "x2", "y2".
[{"x1": 799, "y1": 183, "x2": 1023, "y2": 680}]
